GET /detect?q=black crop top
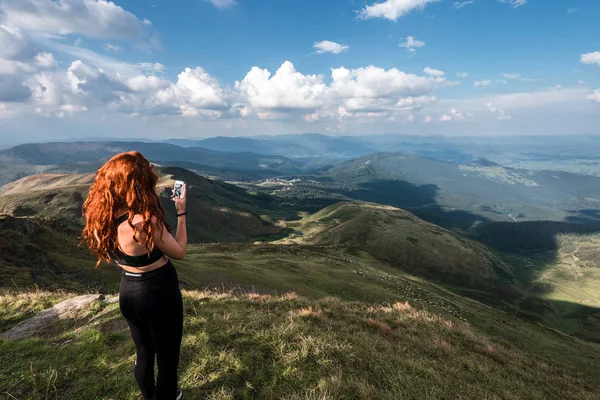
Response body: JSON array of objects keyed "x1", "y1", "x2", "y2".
[{"x1": 112, "y1": 214, "x2": 165, "y2": 267}]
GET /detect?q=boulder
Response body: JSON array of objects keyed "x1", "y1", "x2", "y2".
[{"x1": 0, "y1": 294, "x2": 110, "y2": 341}]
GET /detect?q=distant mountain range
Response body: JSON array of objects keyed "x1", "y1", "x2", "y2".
[
  {"x1": 0, "y1": 141, "x2": 305, "y2": 187},
  {"x1": 166, "y1": 133, "x2": 600, "y2": 172},
  {"x1": 0, "y1": 141, "x2": 301, "y2": 171},
  {"x1": 3, "y1": 139, "x2": 600, "y2": 229},
  {"x1": 319, "y1": 152, "x2": 600, "y2": 226},
  {"x1": 252, "y1": 151, "x2": 600, "y2": 230},
  {"x1": 167, "y1": 134, "x2": 374, "y2": 160}
]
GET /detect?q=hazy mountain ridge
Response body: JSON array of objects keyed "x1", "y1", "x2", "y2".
[
  {"x1": 166, "y1": 133, "x2": 600, "y2": 175},
  {"x1": 4, "y1": 139, "x2": 599, "y2": 231},
  {"x1": 0, "y1": 141, "x2": 304, "y2": 187},
  {"x1": 314, "y1": 152, "x2": 600, "y2": 227},
  {"x1": 0, "y1": 167, "x2": 294, "y2": 242},
  {"x1": 167, "y1": 133, "x2": 373, "y2": 160}
]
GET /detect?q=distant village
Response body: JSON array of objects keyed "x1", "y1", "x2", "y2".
[{"x1": 258, "y1": 177, "x2": 319, "y2": 187}]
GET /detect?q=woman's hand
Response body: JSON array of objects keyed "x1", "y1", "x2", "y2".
[{"x1": 173, "y1": 183, "x2": 187, "y2": 214}]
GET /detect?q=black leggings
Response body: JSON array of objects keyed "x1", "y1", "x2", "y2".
[{"x1": 119, "y1": 261, "x2": 183, "y2": 400}]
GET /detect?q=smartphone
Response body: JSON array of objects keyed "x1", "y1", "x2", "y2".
[{"x1": 173, "y1": 180, "x2": 185, "y2": 199}]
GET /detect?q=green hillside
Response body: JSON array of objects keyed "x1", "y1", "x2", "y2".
[
  {"x1": 1, "y1": 289, "x2": 599, "y2": 399},
  {"x1": 158, "y1": 167, "x2": 294, "y2": 243},
  {"x1": 0, "y1": 168, "x2": 294, "y2": 243},
  {"x1": 2, "y1": 212, "x2": 600, "y2": 398},
  {"x1": 278, "y1": 202, "x2": 519, "y2": 297},
  {"x1": 471, "y1": 221, "x2": 600, "y2": 321},
  {"x1": 0, "y1": 215, "x2": 119, "y2": 293},
  {"x1": 1, "y1": 169, "x2": 600, "y2": 398},
  {"x1": 271, "y1": 202, "x2": 600, "y2": 341}
]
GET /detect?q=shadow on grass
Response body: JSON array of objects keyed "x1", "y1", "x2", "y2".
[{"x1": 280, "y1": 178, "x2": 600, "y2": 341}]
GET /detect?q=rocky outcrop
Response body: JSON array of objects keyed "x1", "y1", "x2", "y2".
[
  {"x1": 0, "y1": 214, "x2": 41, "y2": 235},
  {"x1": 0, "y1": 294, "x2": 118, "y2": 341}
]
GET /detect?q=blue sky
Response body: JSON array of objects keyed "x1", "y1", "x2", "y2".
[{"x1": 0, "y1": 0, "x2": 599, "y2": 145}]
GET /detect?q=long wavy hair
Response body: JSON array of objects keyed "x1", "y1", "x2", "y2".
[{"x1": 82, "y1": 151, "x2": 170, "y2": 267}]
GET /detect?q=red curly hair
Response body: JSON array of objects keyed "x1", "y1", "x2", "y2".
[{"x1": 82, "y1": 151, "x2": 170, "y2": 267}]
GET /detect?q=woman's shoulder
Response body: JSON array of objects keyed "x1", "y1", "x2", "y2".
[
  {"x1": 117, "y1": 213, "x2": 146, "y2": 229},
  {"x1": 118, "y1": 213, "x2": 165, "y2": 230}
]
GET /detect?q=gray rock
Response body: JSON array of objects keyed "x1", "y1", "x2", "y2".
[
  {"x1": 103, "y1": 295, "x2": 119, "y2": 304},
  {"x1": 0, "y1": 294, "x2": 102, "y2": 341}
]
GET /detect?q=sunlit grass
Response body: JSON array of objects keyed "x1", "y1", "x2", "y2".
[{"x1": 1, "y1": 290, "x2": 598, "y2": 399}]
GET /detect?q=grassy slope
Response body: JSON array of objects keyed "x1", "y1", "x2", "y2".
[
  {"x1": 474, "y1": 222, "x2": 600, "y2": 308},
  {"x1": 276, "y1": 202, "x2": 519, "y2": 297},
  {"x1": 471, "y1": 220, "x2": 600, "y2": 340},
  {"x1": 2, "y1": 185, "x2": 600, "y2": 398},
  {"x1": 270, "y1": 201, "x2": 600, "y2": 341},
  {"x1": 158, "y1": 167, "x2": 294, "y2": 243},
  {"x1": 0, "y1": 215, "x2": 120, "y2": 293},
  {"x1": 2, "y1": 199, "x2": 599, "y2": 340},
  {"x1": 0, "y1": 168, "x2": 294, "y2": 243},
  {"x1": 1, "y1": 290, "x2": 599, "y2": 400},
  {"x1": 542, "y1": 233, "x2": 600, "y2": 307}
]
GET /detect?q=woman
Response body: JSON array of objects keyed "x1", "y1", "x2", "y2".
[{"x1": 82, "y1": 151, "x2": 187, "y2": 400}]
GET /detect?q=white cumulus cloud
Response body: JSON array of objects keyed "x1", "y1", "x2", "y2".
[
  {"x1": 330, "y1": 65, "x2": 446, "y2": 111},
  {"x1": 358, "y1": 0, "x2": 440, "y2": 21},
  {"x1": 314, "y1": 40, "x2": 350, "y2": 55},
  {"x1": 486, "y1": 102, "x2": 512, "y2": 120},
  {"x1": 234, "y1": 61, "x2": 451, "y2": 119},
  {"x1": 153, "y1": 67, "x2": 229, "y2": 116},
  {"x1": 424, "y1": 67, "x2": 445, "y2": 77},
  {"x1": 236, "y1": 61, "x2": 327, "y2": 111},
  {"x1": 126, "y1": 75, "x2": 171, "y2": 92},
  {"x1": 399, "y1": 35, "x2": 425, "y2": 53},
  {"x1": 474, "y1": 80, "x2": 492, "y2": 87},
  {"x1": 456, "y1": 71, "x2": 468, "y2": 78},
  {"x1": 440, "y1": 108, "x2": 464, "y2": 121},
  {"x1": 581, "y1": 52, "x2": 600, "y2": 66},
  {"x1": 587, "y1": 89, "x2": 600, "y2": 103},
  {"x1": 0, "y1": 0, "x2": 155, "y2": 41},
  {"x1": 34, "y1": 52, "x2": 57, "y2": 68}
]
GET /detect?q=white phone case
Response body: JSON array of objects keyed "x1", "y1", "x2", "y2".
[{"x1": 173, "y1": 180, "x2": 184, "y2": 198}]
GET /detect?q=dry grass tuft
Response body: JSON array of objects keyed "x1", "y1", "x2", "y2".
[
  {"x1": 283, "y1": 292, "x2": 298, "y2": 300},
  {"x1": 247, "y1": 293, "x2": 273, "y2": 301},
  {"x1": 434, "y1": 338, "x2": 454, "y2": 354},
  {"x1": 366, "y1": 318, "x2": 393, "y2": 335},
  {"x1": 297, "y1": 306, "x2": 324, "y2": 320},
  {"x1": 392, "y1": 301, "x2": 413, "y2": 312}
]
